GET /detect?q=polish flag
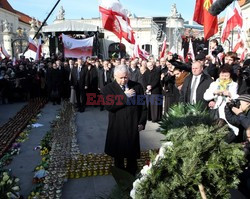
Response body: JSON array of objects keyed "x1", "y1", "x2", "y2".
[
  {"x1": 35, "y1": 37, "x2": 42, "y2": 61},
  {"x1": 0, "y1": 44, "x2": 10, "y2": 59},
  {"x1": 28, "y1": 37, "x2": 38, "y2": 52},
  {"x1": 179, "y1": 48, "x2": 185, "y2": 62},
  {"x1": 233, "y1": 29, "x2": 244, "y2": 53},
  {"x1": 99, "y1": 0, "x2": 135, "y2": 44},
  {"x1": 186, "y1": 39, "x2": 195, "y2": 61},
  {"x1": 240, "y1": 48, "x2": 248, "y2": 62},
  {"x1": 221, "y1": 1, "x2": 243, "y2": 43},
  {"x1": 133, "y1": 43, "x2": 149, "y2": 60},
  {"x1": 62, "y1": 34, "x2": 94, "y2": 59},
  {"x1": 159, "y1": 37, "x2": 167, "y2": 59}
]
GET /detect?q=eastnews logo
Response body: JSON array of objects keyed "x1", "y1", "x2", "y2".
[{"x1": 86, "y1": 93, "x2": 163, "y2": 106}]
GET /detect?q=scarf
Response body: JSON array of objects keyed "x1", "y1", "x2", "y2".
[{"x1": 218, "y1": 78, "x2": 232, "y2": 91}]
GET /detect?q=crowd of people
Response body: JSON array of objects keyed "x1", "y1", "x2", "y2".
[{"x1": 1, "y1": 38, "x2": 250, "y2": 195}]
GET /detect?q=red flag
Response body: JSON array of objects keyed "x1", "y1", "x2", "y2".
[
  {"x1": 193, "y1": 0, "x2": 218, "y2": 40},
  {"x1": 99, "y1": 0, "x2": 135, "y2": 44},
  {"x1": 28, "y1": 37, "x2": 38, "y2": 52},
  {"x1": 160, "y1": 37, "x2": 167, "y2": 59},
  {"x1": 221, "y1": 1, "x2": 243, "y2": 43}
]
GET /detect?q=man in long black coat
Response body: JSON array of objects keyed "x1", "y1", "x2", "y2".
[{"x1": 101, "y1": 65, "x2": 147, "y2": 176}]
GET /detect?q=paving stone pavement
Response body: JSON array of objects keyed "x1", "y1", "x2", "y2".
[
  {"x1": 0, "y1": 103, "x2": 247, "y2": 199},
  {"x1": 62, "y1": 106, "x2": 165, "y2": 199}
]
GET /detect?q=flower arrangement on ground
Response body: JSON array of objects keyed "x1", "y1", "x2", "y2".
[{"x1": 131, "y1": 103, "x2": 246, "y2": 199}]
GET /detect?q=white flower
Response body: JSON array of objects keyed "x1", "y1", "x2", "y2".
[
  {"x1": 3, "y1": 172, "x2": 8, "y2": 176},
  {"x1": 132, "y1": 179, "x2": 141, "y2": 189},
  {"x1": 140, "y1": 164, "x2": 152, "y2": 176},
  {"x1": 130, "y1": 189, "x2": 136, "y2": 199},
  {"x1": 12, "y1": 186, "x2": 20, "y2": 191},
  {"x1": 7, "y1": 179, "x2": 13, "y2": 184},
  {"x1": 6, "y1": 192, "x2": 12, "y2": 197}
]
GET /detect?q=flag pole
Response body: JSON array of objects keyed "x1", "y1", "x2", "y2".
[
  {"x1": 23, "y1": 0, "x2": 61, "y2": 55},
  {"x1": 231, "y1": 29, "x2": 234, "y2": 51}
]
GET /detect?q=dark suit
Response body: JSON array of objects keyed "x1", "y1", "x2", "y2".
[
  {"x1": 71, "y1": 66, "x2": 86, "y2": 111},
  {"x1": 101, "y1": 80, "x2": 147, "y2": 175},
  {"x1": 142, "y1": 68, "x2": 162, "y2": 122},
  {"x1": 129, "y1": 67, "x2": 140, "y2": 82},
  {"x1": 98, "y1": 68, "x2": 112, "y2": 90},
  {"x1": 180, "y1": 73, "x2": 213, "y2": 107}
]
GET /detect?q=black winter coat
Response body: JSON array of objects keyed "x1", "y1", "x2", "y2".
[{"x1": 101, "y1": 80, "x2": 147, "y2": 159}]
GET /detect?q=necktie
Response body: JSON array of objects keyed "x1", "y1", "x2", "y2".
[
  {"x1": 121, "y1": 85, "x2": 125, "y2": 91},
  {"x1": 190, "y1": 77, "x2": 198, "y2": 104},
  {"x1": 104, "y1": 70, "x2": 107, "y2": 83},
  {"x1": 77, "y1": 67, "x2": 81, "y2": 80}
]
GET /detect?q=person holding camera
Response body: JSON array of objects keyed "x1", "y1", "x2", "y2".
[
  {"x1": 225, "y1": 94, "x2": 250, "y2": 143},
  {"x1": 225, "y1": 94, "x2": 250, "y2": 198},
  {"x1": 238, "y1": 59, "x2": 250, "y2": 95},
  {"x1": 204, "y1": 66, "x2": 239, "y2": 133}
]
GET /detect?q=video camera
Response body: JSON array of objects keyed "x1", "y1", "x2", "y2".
[
  {"x1": 227, "y1": 99, "x2": 241, "y2": 109},
  {"x1": 211, "y1": 45, "x2": 224, "y2": 57}
]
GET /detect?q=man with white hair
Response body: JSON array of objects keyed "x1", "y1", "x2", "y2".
[{"x1": 101, "y1": 65, "x2": 147, "y2": 176}]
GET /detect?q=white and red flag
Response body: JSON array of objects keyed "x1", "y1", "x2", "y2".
[
  {"x1": 62, "y1": 34, "x2": 94, "y2": 59},
  {"x1": 35, "y1": 37, "x2": 42, "y2": 61},
  {"x1": 28, "y1": 37, "x2": 38, "y2": 52},
  {"x1": 0, "y1": 43, "x2": 10, "y2": 59},
  {"x1": 186, "y1": 39, "x2": 195, "y2": 61},
  {"x1": 133, "y1": 43, "x2": 149, "y2": 60},
  {"x1": 159, "y1": 37, "x2": 167, "y2": 59},
  {"x1": 233, "y1": 28, "x2": 244, "y2": 53},
  {"x1": 221, "y1": 1, "x2": 243, "y2": 43},
  {"x1": 99, "y1": 0, "x2": 135, "y2": 44}
]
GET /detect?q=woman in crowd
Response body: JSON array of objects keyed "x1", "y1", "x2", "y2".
[{"x1": 204, "y1": 66, "x2": 239, "y2": 134}]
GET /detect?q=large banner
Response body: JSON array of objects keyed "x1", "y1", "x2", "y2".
[{"x1": 62, "y1": 34, "x2": 94, "y2": 59}]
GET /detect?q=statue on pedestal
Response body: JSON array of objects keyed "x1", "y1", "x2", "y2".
[
  {"x1": 30, "y1": 18, "x2": 37, "y2": 30},
  {"x1": 170, "y1": 4, "x2": 181, "y2": 18},
  {"x1": 56, "y1": 6, "x2": 65, "y2": 20}
]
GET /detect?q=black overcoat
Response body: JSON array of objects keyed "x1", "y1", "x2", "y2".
[{"x1": 101, "y1": 80, "x2": 147, "y2": 159}]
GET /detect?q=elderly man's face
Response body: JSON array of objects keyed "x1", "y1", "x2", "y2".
[
  {"x1": 115, "y1": 71, "x2": 128, "y2": 86},
  {"x1": 192, "y1": 62, "x2": 203, "y2": 76}
]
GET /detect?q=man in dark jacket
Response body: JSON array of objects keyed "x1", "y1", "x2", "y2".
[
  {"x1": 180, "y1": 61, "x2": 213, "y2": 107},
  {"x1": 71, "y1": 58, "x2": 86, "y2": 112},
  {"x1": 101, "y1": 65, "x2": 147, "y2": 176}
]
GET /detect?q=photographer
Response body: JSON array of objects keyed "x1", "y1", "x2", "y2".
[
  {"x1": 225, "y1": 94, "x2": 250, "y2": 143},
  {"x1": 238, "y1": 59, "x2": 250, "y2": 95},
  {"x1": 204, "y1": 66, "x2": 239, "y2": 134}
]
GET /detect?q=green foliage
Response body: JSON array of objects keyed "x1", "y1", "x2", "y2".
[
  {"x1": 133, "y1": 103, "x2": 246, "y2": 199},
  {"x1": 159, "y1": 102, "x2": 212, "y2": 140}
]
